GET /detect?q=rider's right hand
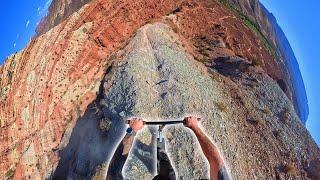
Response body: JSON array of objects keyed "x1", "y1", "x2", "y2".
[{"x1": 183, "y1": 116, "x2": 199, "y2": 130}]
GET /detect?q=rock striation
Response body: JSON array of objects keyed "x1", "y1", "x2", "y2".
[
  {"x1": 36, "y1": 0, "x2": 91, "y2": 35},
  {"x1": 0, "y1": 0, "x2": 319, "y2": 179},
  {"x1": 36, "y1": 0, "x2": 310, "y2": 124},
  {"x1": 226, "y1": 0, "x2": 309, "y2": 124}
]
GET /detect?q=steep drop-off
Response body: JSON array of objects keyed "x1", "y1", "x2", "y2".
[
  {"x1": 224, "y1": 0, "x2": 309, "y2": 124},
  {"x1": 0, "y1": 0, "x2": 319, "y2": 179},
  {"x1": 36, "y1": 0, "x2": 92, "y2": 35},
  {"x1": 36, "y1": 0, "x2": 309, "y2": 124}
]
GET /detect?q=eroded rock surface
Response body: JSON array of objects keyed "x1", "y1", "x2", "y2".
[
  {"x1": 54, "y1": 23, "x2": 319, "y2": 179},
  {"x1": 36, "y1": 0, "x2": 92, "y2": 35},
  {"x1": 225, "y1": 0, "x2": 309, "y2": 123}
]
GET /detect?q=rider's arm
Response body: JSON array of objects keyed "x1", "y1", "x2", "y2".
[
  {"x1": 106, "y1": 118, "x2": 144, "y2": 179},
  {"x1": 184, "y1": 116, "x2": 229, "y2": 180}
]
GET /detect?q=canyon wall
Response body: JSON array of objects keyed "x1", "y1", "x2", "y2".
[
  {"x1": 226, "y1": 0, "x2": 309, "y2": 123},
  {"x1": 36, "y1": 0, "x2": 91, "y2": 35},
  {"x1": 36, "y1": 0, "x2": 309, "y2": 124}
]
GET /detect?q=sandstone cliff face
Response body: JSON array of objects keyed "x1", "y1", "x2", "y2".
[
  {"x1": 36, "y1": 0, "x2": 91, "y2": 35},
  {"x1": 0, "y1": 0, "x2": 319, "y2": 179},
  {"x1": 36, "y1": 0, "x2": 309, "y2": 124}
]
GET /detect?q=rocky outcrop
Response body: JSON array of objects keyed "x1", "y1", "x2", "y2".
[
  {"x1": 36, "y1": 0, "x2": 91, "y2": 35},
  {"x1": 35, "y1": 0, "x2": 309, "y2": 125},
  {"x1": 225, "y1": 0, "x2": 309, "y2": 124},
  {"x1": 1, "y1": 0, "x2": 319, "y2": 179}
]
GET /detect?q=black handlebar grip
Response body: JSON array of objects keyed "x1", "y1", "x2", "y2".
[
  {"x1": 126, "y1": 120, "x2": 146, "y2": 125},
  {"x1": 127, "y1": 117, "x2": 201, "y2": 125}
]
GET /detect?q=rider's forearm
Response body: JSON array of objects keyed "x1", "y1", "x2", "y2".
[
  {"x1": 107, "y1": 134, "x2": 135, "y2": 179},
  {"x1": 191, "y1": 126, "x2": 224, "y2": 170}
]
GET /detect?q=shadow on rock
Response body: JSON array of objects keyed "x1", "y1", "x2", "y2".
[
  {"x1": 208, "y1": 56, "x2": 251, "y2": 78},
  {"x1": 52, "y1": 100, "x2": 127, "y2": 179},
  {"x1": 52, "y1": 98, "x2": 156, "y2": 179}
]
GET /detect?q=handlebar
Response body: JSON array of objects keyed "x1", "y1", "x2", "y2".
[{"x1": 126, "y1": 118, "x2": 200, "y2": 125}]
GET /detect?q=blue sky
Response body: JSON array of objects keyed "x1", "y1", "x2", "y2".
[
  {"x1": 0, "y1": 0, "x2": 51, "y2": 60},
  {"x1": 0, "y1": 1, "x2": 319, "y2": 145},
  {"x1": 260, "y1": 0, "x2": 320, "y2": 146}
]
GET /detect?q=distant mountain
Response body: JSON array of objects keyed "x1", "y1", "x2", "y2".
[
  {"x1": 261, "y1": 5, "x2": 309, "y2": 123},
  {"x1": 226, "y1": 0, "x2": 309, "y2": 124}
]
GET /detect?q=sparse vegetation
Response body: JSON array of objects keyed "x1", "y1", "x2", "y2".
[
  {"x1": 272, "y1": 129, "x2": 281, "y2": 139},
  {"x1": 280, "y1": 163, "x2": 296, "y2": 175},
  {"x1": 36, "y1": 162, "x2": 41, "y2": 170},
  {"x1": 281, "y1": 108, "x2": 290, "y2": 123},
  {"x1": 251, "y1": 57, "x2": 264, "y2": 67},
  {"x1": 216, "y1": 102, "x2": 227, "y2": 112},
  {"x1": 5, "y1": 169, "x2": 15, "y2": 179},
  {"x1": 172, "y1": 25, "x2": 179, "y2": 34},
  {"x1": 146, "y1": 19, "x2": 152, "y2": 24},
  {"x1": 261, "y1": 107, "x2": 272, "y2": 115},
  {"x1": 217, "y1": 0, "x2": 277, "y2": 57},
  {"x1": 247, "y1": 118, "x2": 264, "y2": 125},
  {"x1": 92, "y1": 163, "x2": 108, "y2": 180},
  {"x1": 99, "y1": 118, "x2": 112, "y2": 131}
]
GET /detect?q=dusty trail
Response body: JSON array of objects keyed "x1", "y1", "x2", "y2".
[{"x1": 41, "y1": 22, "x2": 320, "y2": 179}]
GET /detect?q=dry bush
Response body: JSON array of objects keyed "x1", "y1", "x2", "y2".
[
  {"x1": 92, "y1": 163, "x2": 108, "y2": 180},
  {"x1": 216, "y1": 102, "x2": 227, "y2": 112},
  {"x1": 247, "y1": 118, "x2": 264, "y2": 125},
  {"x1": 272, "y1": 129, "x2": 282, "y2": 139},
  {"x1": 251, "y1": 58, "x2": 263, "y2": 66},
  {"x1": 281, "y1": 163, "x2": 296, "y2": 175},
  {"x1": 99, "y1": 118, "x2": 112, "y2": 131},
  {"x1": 261, "y1": 107, "x2": 272, "y2": 115},
  {"x1": 5, "y1": 169, "x2": 15, "y2": 179},
  {"x1": 281, "y1": 108, "x2": 290, "y2": 123}
]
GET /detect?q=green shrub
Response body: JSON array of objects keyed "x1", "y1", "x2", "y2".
[
  {"x1": 5, "y1": 169, "x2": 15, "y2": 179},
  {"x1": 217, "y1": 0, "x2": 277, "y2": 57}
]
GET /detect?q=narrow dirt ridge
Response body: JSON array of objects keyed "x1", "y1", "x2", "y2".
[
  {"x1": 104, "y1": 22, "x2": 224, "y2": 179},
  {"x1": 52, "y1": 22, "x2": 319, "y2": 179}
]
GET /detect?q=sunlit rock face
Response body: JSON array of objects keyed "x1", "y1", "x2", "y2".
[
  {"x1": 0, "y1": 0, "x2": 318, "y2": 179},
  {"x1": 36, "y1": 0, "x2": 309, "y2": 126},
  {"x1": 36, "y1": 0, "x2": 92, "y2": 35},
  {"x1": 227, "y1": 0, "x2": 309, "y2": 124}
]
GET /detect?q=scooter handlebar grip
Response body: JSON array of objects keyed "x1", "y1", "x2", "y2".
[{"x1": 126, "y1": 120, "x2": 146, "y2": 125}]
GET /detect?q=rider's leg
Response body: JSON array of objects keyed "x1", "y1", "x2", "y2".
[{"x1": 153, "y1": 132, "x2": 176, "y2": 180}]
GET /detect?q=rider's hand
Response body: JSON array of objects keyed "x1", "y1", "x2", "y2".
[
  {"x1": 183, "y1": 116, "x2": 199, "y2": 130},
  {"x1": 128, "y1": 118, "x2": 144, "y2": 132}
]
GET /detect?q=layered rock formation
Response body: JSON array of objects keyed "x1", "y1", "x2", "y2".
[
  {"x1": 37, "y1": 0, "x2": 309, "y2": 124},
  {"x1": 36, "y1": 0, "x2": 91, "y2": 35},
  {"x1": 0, "y1": 0, "x2": 319, "y2": 179},
  {"x1": 225, "y1": 0, "x2": 309, "y2": 123}
]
